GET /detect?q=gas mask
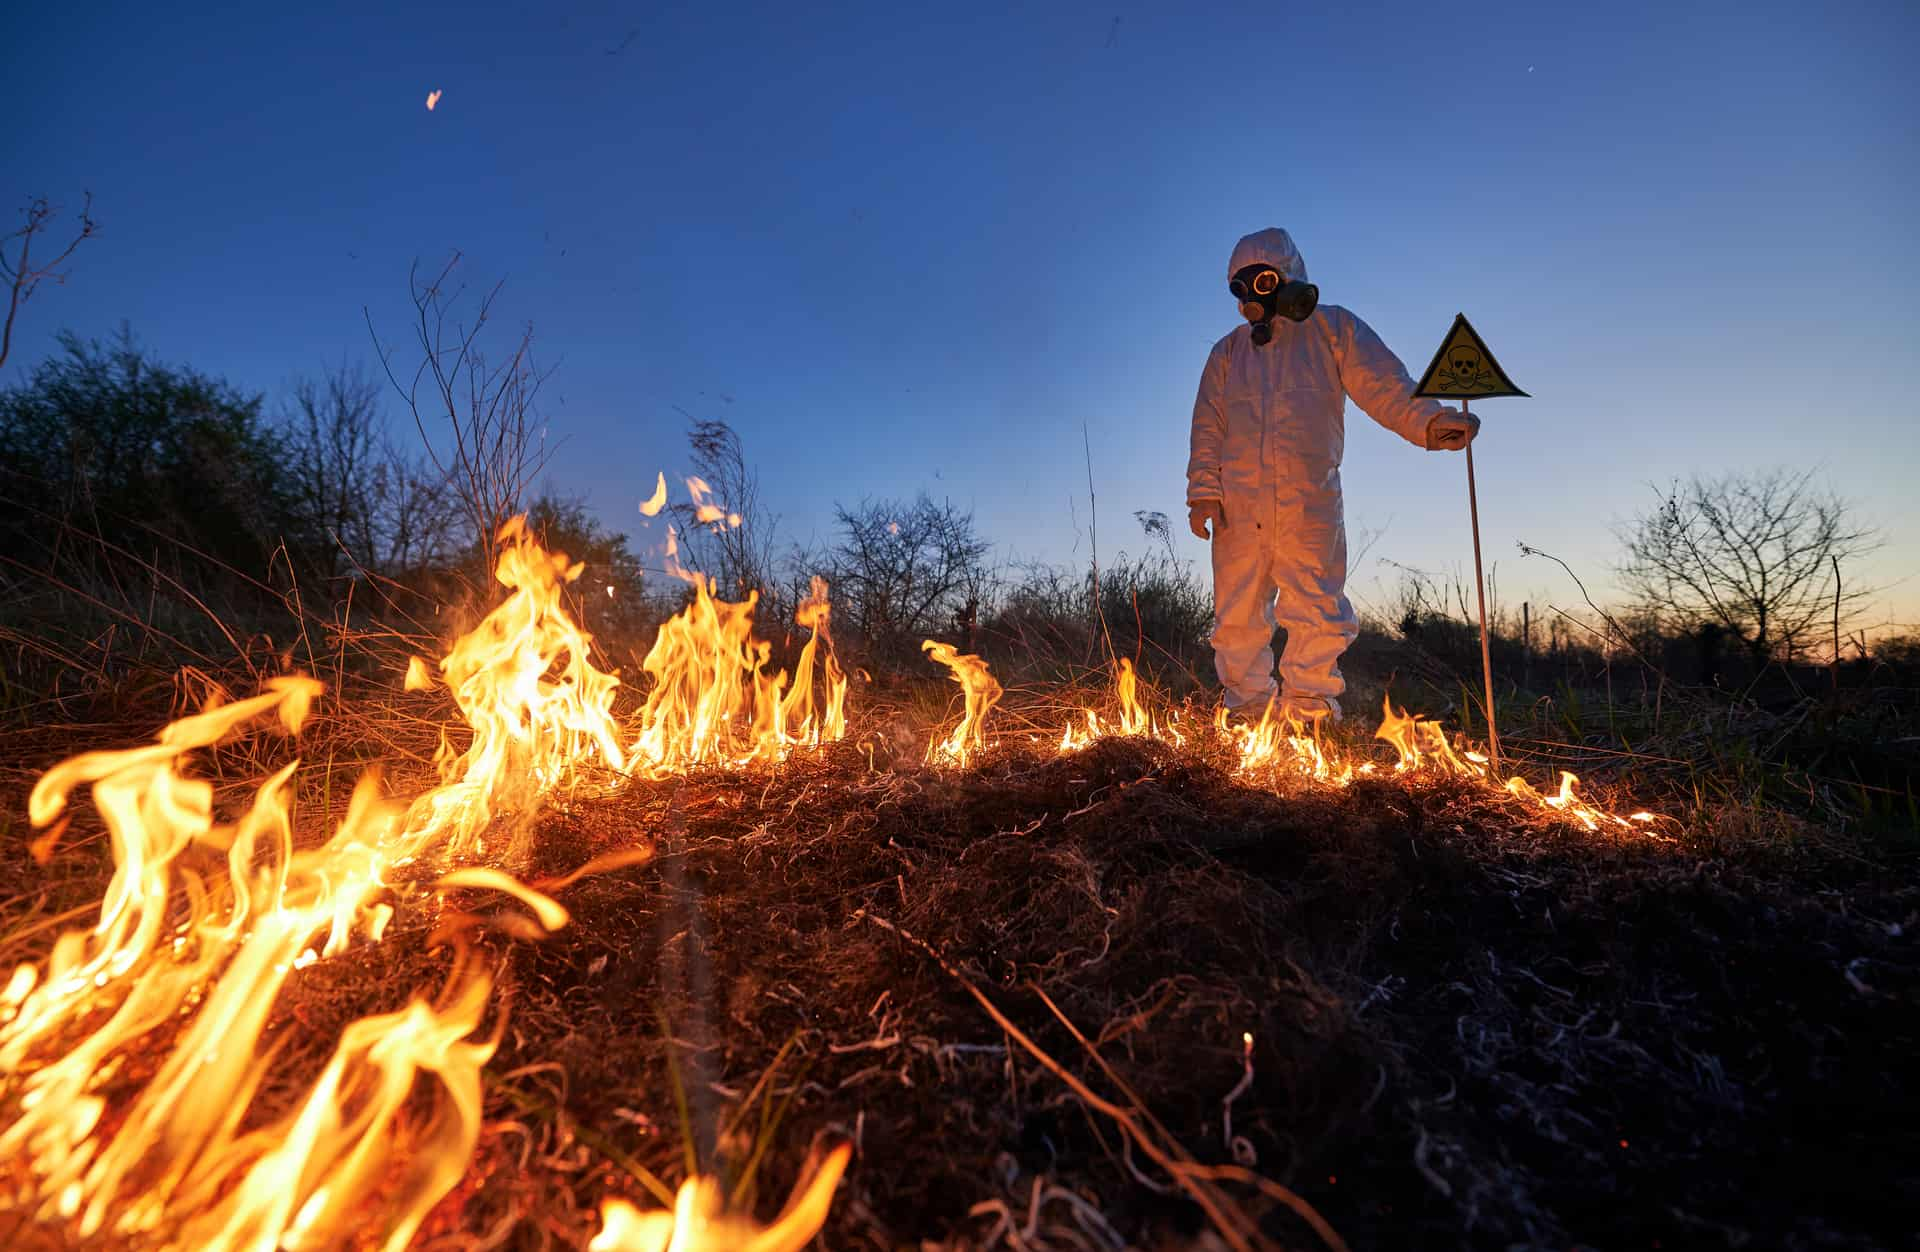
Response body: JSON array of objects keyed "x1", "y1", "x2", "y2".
[{"x1": 1230, "y1": 263, "x2": 1319, "y2": 345}]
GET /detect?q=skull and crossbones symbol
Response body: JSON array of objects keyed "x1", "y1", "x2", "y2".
[{"x1": 1437, "y1": 343, "x2": 1490, "y2": 392}]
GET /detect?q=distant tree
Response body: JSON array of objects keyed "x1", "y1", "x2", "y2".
[
  {"x1": 284, "y1": 362, "x2": 382, "y2": 577},
  {"x1": 827, "y1": 494, "x2": 991, "y2": 660},
  {"x1": 1617, "y1": 468, "x2": 1879, "y2": 663},
  {"x1": 282, "y1": 360, "x2": 458, "y2": 580},
  {"x1": 1, "y1": 193, "x2": 98, "y2": 373},
  {"x1": 0, "y1": 326, "x2": 296, "y2": 578}
]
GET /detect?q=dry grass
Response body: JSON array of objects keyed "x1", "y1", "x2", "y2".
[{"x1": 0, "y1": 676, "x2": 1915, "y2": 1251}]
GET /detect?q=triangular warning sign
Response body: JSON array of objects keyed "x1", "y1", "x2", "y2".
[{"x1": 1412, "y1": 313, "x2": 1528, "y2": 399}]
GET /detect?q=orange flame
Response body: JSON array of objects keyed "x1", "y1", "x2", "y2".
[
  {"x1": 0, "y1": 518, "x2": 699, "y2": 1247},
  {"x1": 407, "y1": 516, "x2": 627, "y2": 858},
  {"x1": 1060, "y1": 658, "x2": 1175, "y2": 751},
  {"x1": 782, "y1": 576, "x2": 848, "y2": 747},
  {"x1": 640, "y1": 472, "x2": 669, "y2": 517},
  {"x1": 1052, "y1": 668, "x2": 1658, "y2": 833},
  {"x1": 0, "y1": 676, "x2": 500, "y2": 1245},
  {"x1": 626, "y1": 480, "x2": 847, "y2": 774},
  {"x1": 922, "y1": 642, "x2": 1002, "y2": 766},
  {"x1": 591, "y1": 1141, "x2": 851, "y2": 1252},
  {"x1": 2, "y1": 501, "x2": 1657, "y2": 1246}
]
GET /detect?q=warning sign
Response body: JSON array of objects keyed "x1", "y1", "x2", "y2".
[{"x1": 1412, "y1": 313, "x2": 1528, "y2": 399}]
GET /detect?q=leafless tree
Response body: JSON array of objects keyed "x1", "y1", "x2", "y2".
[
  {"x1": 365, "y1": 252, "x2": 554, "y2": 569},
  {"x1": 286, "y1": 363, "x2": 382, "y2": 576},
  {"x1": 2, "y1": 193, "x2": 99, "y2": 372},
  {"x1": 1617, "y1": 468, "x2": 1879, "y2": 663},
  {"x1": 668, "y1": 417, "x2": 781, "y2": 604},
  {"x1": 828, "y1": 494, "x2": 992, "y2": 659},
  {"x1": 283, "y1": 360, "x2": 459, "y2": 580}
]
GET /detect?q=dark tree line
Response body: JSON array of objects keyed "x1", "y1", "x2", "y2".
[{"x1": 0, "y1": 328, "x2": 458, "y2": 598}]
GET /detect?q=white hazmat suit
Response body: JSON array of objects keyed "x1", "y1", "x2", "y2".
[{"x1": 1186, "y1": 228, "x2": 1473, "y2": 718}]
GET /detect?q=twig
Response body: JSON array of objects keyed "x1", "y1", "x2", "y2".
[
  {"x1": 860, "y1": 909, "x2": 1350, "y2": 1252},
  {"x1": 1083, "y1": 422, "x2": 1117, "y2": 671}
]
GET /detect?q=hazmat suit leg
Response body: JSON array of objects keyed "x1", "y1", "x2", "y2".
[
  {"x1": 1268, "y1": 490, "x2": 1357, "y2": 706},
  {"x1": 1207, "y1": 509, "x2": 1280, "y2": 712},
  {"x1": 1207, "y1": 489, "x2": 1357, "y2": 714}
]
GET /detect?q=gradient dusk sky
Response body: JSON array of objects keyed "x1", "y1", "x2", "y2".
[{"x1": 5, "y1": 0, "x2": 1916, "y2": 628}]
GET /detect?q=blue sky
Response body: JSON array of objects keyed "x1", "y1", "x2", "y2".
[{"x1": 5, "y1": 0, "x2": 1916, "y2": 628}]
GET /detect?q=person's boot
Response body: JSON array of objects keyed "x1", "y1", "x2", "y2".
[
  {"x1": 1216, "y1": 692, "x2": 1277, "y2": 728},
  {"x1": 1278, "y1": 693, "x2": 1342, "y2": 726}
]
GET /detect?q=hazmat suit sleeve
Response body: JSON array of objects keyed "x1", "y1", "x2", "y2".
[
  {"x1": 1331, "y1": 312, "x2": 1448, "y2": 450},
  {"x1": 1185, "y1": 338, "x2": 1231, "y2": 503}
]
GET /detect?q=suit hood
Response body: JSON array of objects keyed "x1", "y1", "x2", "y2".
[{"x1": 1228, "y1": 228, "x2": 1308, "y2": 284}]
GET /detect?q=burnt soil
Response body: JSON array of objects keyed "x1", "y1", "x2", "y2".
[
  {"x1": 432, "y1": 729, "x2": 1915, "y2": 1251},
  {"x1": 4, "y1": 721, "x2": 1919, "y2": 1250}
]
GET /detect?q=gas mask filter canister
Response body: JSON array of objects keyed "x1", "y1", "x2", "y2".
[{"x1": 1230, "y1": 264, "x2": 1319, "y2": 345}]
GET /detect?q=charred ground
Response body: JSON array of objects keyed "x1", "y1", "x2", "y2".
[{"x1": 412, "y1": 718, "x2": 1912, "y2": 1250}]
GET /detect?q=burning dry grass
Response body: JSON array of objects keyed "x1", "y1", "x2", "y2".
[
  {"x1": 0, "y1": 520, "x2": 1913, "y2": 1250},
  {"x1": 394, "y1": 719, "x2": 1914, "y2": 1250}
]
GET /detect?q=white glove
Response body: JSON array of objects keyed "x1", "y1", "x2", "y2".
[
  {"x1": 1425, "y1": 410, "x2": 1481, "y2": 451},
  {"x1": 1187, "y1": 500, "x2": 1226, "y2": 540}
]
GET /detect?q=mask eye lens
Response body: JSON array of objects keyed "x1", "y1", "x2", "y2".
[
  {"x1": 1229, "y1": 279, "x2": 1249, "y2": 299},
  {"x1": 1252, "y1": 270, "x2": 1280, "y2": 296}
]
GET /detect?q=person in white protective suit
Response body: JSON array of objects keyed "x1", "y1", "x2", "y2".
[{"x1": 1186, "y1": 227, "x2": 1479, "y2": 723}]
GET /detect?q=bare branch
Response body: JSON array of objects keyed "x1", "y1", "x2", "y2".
[
  {"x1": 1, "y1": 192, "x2": 99, "y2": 372},
  {"x1": 364, "y1": 254, "x2": 555, "y2": 569}
]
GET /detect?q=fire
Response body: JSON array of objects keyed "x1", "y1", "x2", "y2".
[
  {"x1": 0, "y1": 677, "x2": 479, "y2": 1245},
  {"x1": 1372, "y1": 697, "x2": 1657, "y2": 832},
  {"x1": 410, "y1": 515, "x2": 626, "y2": 859},
  {"x1": 591, "y1": 1141, "x2": 851, "y2": 1252},
  {"x1": 0, "y1": 492, "x2": 1661, "y2": 1247},
  {"x1": 170, "y1": 961, "x2": 497, "y2": 1252},
  {"x1": 941, "y1": 651, "x2": 1659, "y2": 833},
  {"x1": 425, "y1": 89, "x2": 442, "y2": 111},
  {"x1": 626, "y1": 573, "x2": 848, "y2": 776},
  {"x1": 921, "y1": 641, "x2": 1003, "y2": 766},
  {"x1": 624, "y1": 477, "x2": 847, "y2": 775},
  {"x1": 1059, "y1": 658, "x2": 1182, "y2": 751},
  {"x1": 0, "y1": 514, "x2": 842, "y2": 1247},
  {"x1": 640, "y1": 472, "x2": 669, "y2": 517},
  {"x1": 1224, "y1": 699, "x2": 1360, "y2": 785},
  {"x1": 783, "y1": 576, "x2": 848, "y2": 747}
]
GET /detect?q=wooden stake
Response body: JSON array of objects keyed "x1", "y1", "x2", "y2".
[{"x1": 1462, "y1": 398, "x2": 1500, "y2": 771}]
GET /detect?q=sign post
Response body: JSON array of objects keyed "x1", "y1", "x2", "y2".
[{"x1": 1412, "y1": 313, "x2": 1527, "y2": 773}]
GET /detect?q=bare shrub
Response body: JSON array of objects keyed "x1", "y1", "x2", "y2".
[
  {"x1": 283, "y1": 360, "x2": 459, "y2": 582},
  {"x1": 1618, "y1": 468, "x2": 1879, "y2": 663},
  {"x1": 826, "y1": 494, "x2": 992, "y2": 662},
  {"x1": 366, "y1": 253, "x2": 554, "y2": 571}
]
